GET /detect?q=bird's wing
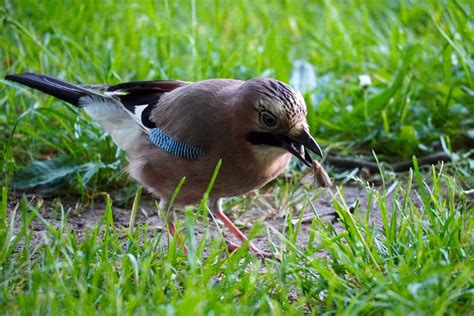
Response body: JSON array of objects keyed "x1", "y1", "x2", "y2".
[
  {"x1": 149, "y1": 79, "x2": 243, "y2": 152},
  {"x1": 101, "y1": 80, "x2": 208, "y2": 159},
  {"x1": 82, "y1": 80, "x2": 191, "y2": 132},
  {"x1": 105, "y1": 80, "x2": 189, "y2": 93}
]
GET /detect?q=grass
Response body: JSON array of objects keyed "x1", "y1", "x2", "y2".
[
  {"x1": 0, "y1": 0, "x2": 473, "y2": 314},
  {"x1": 1, "y1": 165, "x2": 472, "y2": 314}
]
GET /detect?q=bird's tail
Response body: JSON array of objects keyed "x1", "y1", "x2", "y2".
[
  {"x1": 6, "y1": 72, "x2": 145, "y2": 151},
  {"x1": 5, "y1": 73, "x2": 106, "y2": 107}
]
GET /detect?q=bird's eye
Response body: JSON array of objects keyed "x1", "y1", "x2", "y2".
[{"x1": 260, "y1": 111, "x2": 277, "y2": 127}]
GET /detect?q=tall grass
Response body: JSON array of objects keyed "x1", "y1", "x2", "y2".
[
  {"x1": 0, "y1": 164, "x2": 472, "y2": 314},
  {"x1": 0, "y1": 0, "x2": 472, "y2": 314}
]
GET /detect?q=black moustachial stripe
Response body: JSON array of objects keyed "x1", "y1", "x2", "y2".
[{"x1": 246, "y1": 132, "x2": 283, "y2": 147}]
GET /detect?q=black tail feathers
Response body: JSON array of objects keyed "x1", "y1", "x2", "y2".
[{"x1": 5, "y1": 73, "x2": 104, "y2": 107}]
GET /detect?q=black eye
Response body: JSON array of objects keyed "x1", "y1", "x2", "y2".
[{"x1": 260, "y1": 111, "x2": 277, "y2": 127}]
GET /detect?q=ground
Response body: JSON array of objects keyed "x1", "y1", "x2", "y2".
[
  {"x1": 4, "y1": 172, "x2": 471, "y2": 314},
  {"x1": 8, "y1": 182, "x2": 414, "y2": 257}
]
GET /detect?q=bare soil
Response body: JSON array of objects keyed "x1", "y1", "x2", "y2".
[{"x1": 7, "y1": 183, "x2": 413, "y2": 258}]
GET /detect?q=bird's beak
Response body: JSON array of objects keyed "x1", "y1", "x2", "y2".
[{"x1": 277, "y1": 129, "x2": 323, "y2": 168}]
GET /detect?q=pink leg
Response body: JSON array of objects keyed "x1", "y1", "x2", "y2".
[
  {"x1": 167, "y1": 213, "x2": 188, "y2": 253},
  {"x1": 213, "y1": 209, "x2": 271, "y2": 259}
]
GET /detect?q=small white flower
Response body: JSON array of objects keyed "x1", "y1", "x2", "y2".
[{"x1": 358, "y1": 74, "x2": 372, "y2": 87}]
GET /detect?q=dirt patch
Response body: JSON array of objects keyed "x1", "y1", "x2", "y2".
[{"x1": 7, "y1": 184, "x2": 416, "y2": 255}]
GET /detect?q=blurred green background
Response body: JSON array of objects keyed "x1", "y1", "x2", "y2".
[{"x1": 1, "y1": 0, "x2": 473, "y2": 190}]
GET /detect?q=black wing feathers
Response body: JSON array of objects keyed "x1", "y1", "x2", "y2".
[
  {"x1": 107, "y1": 80, "x2": 190, "y2": 129},
  {"x1": 118, "y1": 92, "x2": 161, "y2": 129},
  {"x1": 107, "y1": 80, "x2": 188, "y2": 93}
]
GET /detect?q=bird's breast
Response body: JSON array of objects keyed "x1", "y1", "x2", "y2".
[
  {"x1": 214, "y1": 144, "x2": 292, "y2": 198},
  {"x1": 127, "y1": 138, "x2": 292, "y2": 207}
]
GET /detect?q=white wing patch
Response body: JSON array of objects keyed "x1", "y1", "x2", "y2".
[{"x1": 128, "y1": 104, "x2": 151, "y2": 133}]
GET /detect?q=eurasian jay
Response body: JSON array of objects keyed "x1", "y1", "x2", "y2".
[{"x1": 5, "y1": 73, "x2": 328, "y2": 257}]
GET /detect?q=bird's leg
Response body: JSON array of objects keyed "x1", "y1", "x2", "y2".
[
  {"x1": 211, "y1": 200, "x2": 271, "y2": 258},
  {"x1": 161, "y1": 202, "x2": 188, "y2": 253}
]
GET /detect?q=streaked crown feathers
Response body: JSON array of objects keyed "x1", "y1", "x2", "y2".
[{"x1": 250, "y1": 78, "x2": 307, "y2": 129}]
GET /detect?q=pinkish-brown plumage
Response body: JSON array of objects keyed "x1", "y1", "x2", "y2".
[
  {"x1": 5, "y1": 73, "x2": 327, "y2": 258},
  {"x1": 126, "y1": 79, "x2": 295, "y2": 207}
]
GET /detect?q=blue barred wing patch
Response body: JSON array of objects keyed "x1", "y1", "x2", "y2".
[{"x1": 149, "y1": 128, "x2": 204, "y2": 159}]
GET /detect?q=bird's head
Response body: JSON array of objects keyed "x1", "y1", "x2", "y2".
[{"x1": 237, "y1": 78, "x2": 323, "y2": 167}]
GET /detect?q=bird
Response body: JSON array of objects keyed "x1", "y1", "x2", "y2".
[{"x1": 5, "y1": 73, "x2": 325, "y2": 258}]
